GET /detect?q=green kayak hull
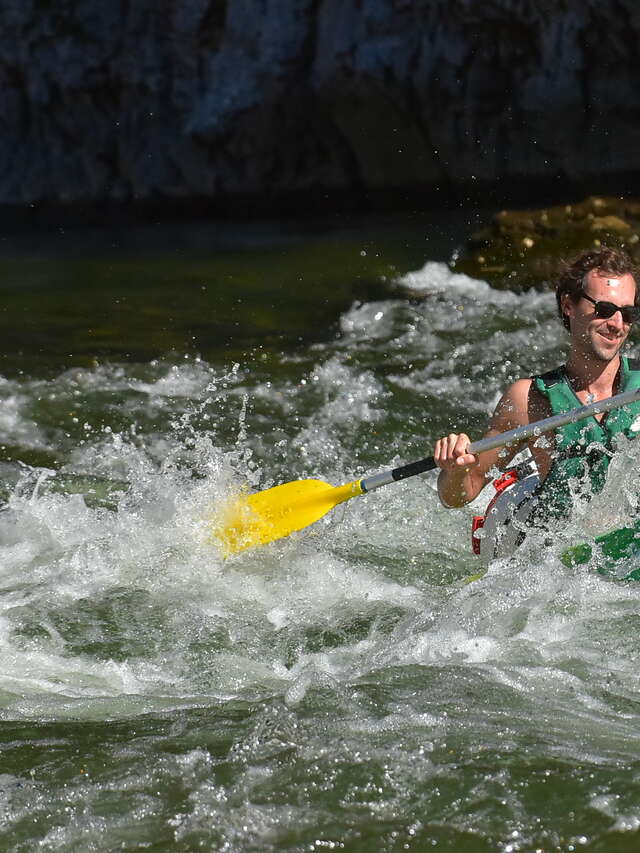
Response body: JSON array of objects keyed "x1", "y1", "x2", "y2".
[{"x1": 561, "y1": 520, "x2": 640, "y2": 579}]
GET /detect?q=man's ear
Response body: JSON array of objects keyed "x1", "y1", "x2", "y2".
[{"x1": 560, "y1": 292, "x2": 574, "y2": 326}]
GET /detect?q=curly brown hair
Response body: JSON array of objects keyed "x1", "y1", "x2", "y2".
[{"x1": 556, "y1": 247, "x2": 639, "y2": 330}]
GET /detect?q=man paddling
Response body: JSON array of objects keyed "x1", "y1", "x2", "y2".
[{"x1": 435, "y1": 247, "x2": 640, "y2": 519}]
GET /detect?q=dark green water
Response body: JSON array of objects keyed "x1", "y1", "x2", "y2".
[
  {"x1": 0, "y1": 212, "x2": 470, "y2": 376},
  {"x1": 2, "y1": 210, "x2": 640, "y2": 852}
]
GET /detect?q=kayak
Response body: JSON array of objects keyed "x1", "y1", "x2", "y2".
[{"x1": 560, "y1": 521, "x2": 640, "y2": 579}]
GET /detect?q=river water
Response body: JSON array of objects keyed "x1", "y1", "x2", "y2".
[{"x1": 1, "y1": 212, "x2": 640, "y2": 851}]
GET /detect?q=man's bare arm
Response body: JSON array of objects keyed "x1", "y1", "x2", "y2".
[{"x1": 435, "y1": 379, "x2": 534, "y2": 507}]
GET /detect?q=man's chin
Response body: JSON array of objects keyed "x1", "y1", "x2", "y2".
[{"x1": 590, "y1": 341, "x2": 622, "y2": 362}]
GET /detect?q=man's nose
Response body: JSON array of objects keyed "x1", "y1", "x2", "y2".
[{"x1": 606, "y1": 309, "x2": 625, "y2": 329}]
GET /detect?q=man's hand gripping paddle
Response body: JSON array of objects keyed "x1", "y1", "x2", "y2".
[{"x1": 214, "y1": 387, "x2": 640, "y2": 555}]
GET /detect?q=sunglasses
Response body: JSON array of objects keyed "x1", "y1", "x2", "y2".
[{"x1": 581, "y1": 292, "x2": 640, "y2": 324}]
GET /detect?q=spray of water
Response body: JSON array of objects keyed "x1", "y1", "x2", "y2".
[{"x1": 2, "y1": 263, "x2": 640, "y2": 850}]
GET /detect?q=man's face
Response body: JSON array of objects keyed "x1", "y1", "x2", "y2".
[{"x1": 563, "y1": 270, "x2": 637, "y2": 363}]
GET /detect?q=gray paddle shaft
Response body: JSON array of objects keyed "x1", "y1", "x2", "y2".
[{"x1": 359, "y1": 386, "x2": 640, "y2": 494}]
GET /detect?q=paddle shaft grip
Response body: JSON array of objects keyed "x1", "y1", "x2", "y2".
[
  {"x1": 359, "y1": 385, "x2": 640, "y2": 494},
  {"x1": 361, "y1": 458, "x2": 436, "y2": 492}
]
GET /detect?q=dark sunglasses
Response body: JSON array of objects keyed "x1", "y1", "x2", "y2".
[{"x1": 581, "y1": 292, "x2": 640, "y2": 324}]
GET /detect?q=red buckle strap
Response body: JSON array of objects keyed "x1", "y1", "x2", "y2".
[
  {"x1": 471, "y1": 516, "x2": 484, "y2": 555},
  {"x1": 471, "y1": 469, "x2": 519, "y2": 555},
  {"x1": 492, "y1": 468, "x2": 519, "y2": 493}
]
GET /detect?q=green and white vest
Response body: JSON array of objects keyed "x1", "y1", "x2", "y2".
[{"x1": 532, "y1": 355, "x2": 640, "y2": 518}]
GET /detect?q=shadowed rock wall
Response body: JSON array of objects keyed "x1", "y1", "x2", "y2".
[{"x1": 3, "y1": 0, "x2": 640, "y2": 208}]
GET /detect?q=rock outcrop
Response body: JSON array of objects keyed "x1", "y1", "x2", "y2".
[
  {"x1": 2, "y1": 0, "x2": 640, "y2": 208},
  {"x1": 453, "y1": 196, "x2": 640, "y2": 290}
]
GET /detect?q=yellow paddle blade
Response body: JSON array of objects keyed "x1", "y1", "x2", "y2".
[{"x1": 214, "y1": 478, "x2": 364, "y2": 555}]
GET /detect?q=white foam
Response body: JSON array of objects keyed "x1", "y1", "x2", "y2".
[{"x1": 0, "y1": 264, "x2": 638, "y2": 772}]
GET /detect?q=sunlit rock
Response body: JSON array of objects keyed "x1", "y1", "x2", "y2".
[{"x1": 453, "y1": 196, "x2": 640, "y2": 291}]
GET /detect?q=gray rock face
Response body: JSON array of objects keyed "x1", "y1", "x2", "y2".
[{"x1": 2, "y1": 0, "x2": 640, "y2": 207}]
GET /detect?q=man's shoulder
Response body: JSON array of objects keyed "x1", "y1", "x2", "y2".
[
  {"x1": 531, "y1": 365, "x2": 565, "y2": 388},
  {"x1": 498, "y1": 376, "x2": 551, "y2": 426},
  {"x1": 502, "y1": 377, "x2": 534, "y2": 402},
  {"x1": 492, "y1": 378, "x2": 536, "y2": 430}
]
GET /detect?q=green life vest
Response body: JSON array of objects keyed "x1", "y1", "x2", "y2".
[{"x1": 532, "y1": 355, "x2": 640, "y2": 518}]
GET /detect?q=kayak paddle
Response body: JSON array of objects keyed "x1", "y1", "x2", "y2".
[{"x1": 214, "y1": 385, "x2": 640, "y2": 555}]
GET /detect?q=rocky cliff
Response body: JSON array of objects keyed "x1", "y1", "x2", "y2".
[{"x1": 3, "y1": 0, "x2": 640, "y2": 209}]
